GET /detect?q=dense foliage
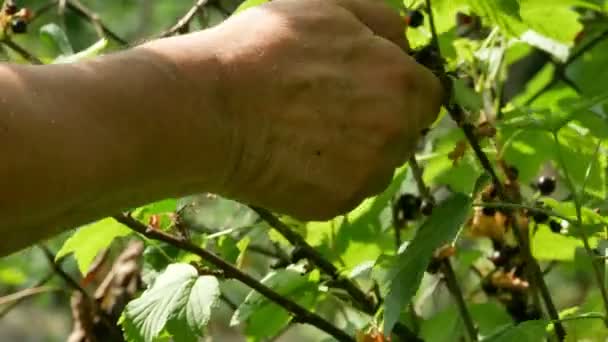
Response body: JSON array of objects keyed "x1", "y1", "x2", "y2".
[{"x1": 1, "y1": 0, "x2": 608, "y2": 341}]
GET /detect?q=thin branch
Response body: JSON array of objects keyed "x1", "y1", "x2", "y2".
[
  {"x1": 0, "y1": 285, "x2": 58, "y2": 306},
  {"x1": 554, "y1": 132, "x2": 608, "y2": 325},
  {"x1": 409, "y1": 156, "x2": 435, "y2": 205},
  {"x1": 1, "y1": 39, "x2": 43, "y2": 64},
  {"x1": 564, "y1": 28, "x2": 608, "y2": 68},
  {"x1": 422, "y1": 0, "x2": 566, "y2": 339},
  {"x1": 38, "y1": 245, "x2": 90, "y2": 298},
  {"x1": 251, "y1": 207, "x2": 376, "y2": 312},
  {"x1": 65, "y1": 0, "x2": 128, "y2": 46},
  {"x1": 0, "y1": 272, "x2": 54, "y2": 319},
  {"x1": 408, "y1": 157, "x2": 476, "y2": 340},
  {"x1": 220, "y1": 293, "x2": 238, "y2": 311},
  {"x1": 249, "y1": 207, "x2": 422, "y2": 342},
  {"x1": 31, "y1": 0, "x2": 59, "y2": 22},
  {"x1": 443, "y1": 260, "x2": 478, "y2": 341},
  {"x1": 159, "y1": 0, "x2": 210, "y2": 38},
  {"x1": 113, "y1": 213, "x2": 354, "y2": 342}
]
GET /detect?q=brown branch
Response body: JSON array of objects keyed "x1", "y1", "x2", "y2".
[
  {"x1": 1, "y1": 39, "x2": 43, "y2": 64},
  {"x1": 443, "y1": 260, "x2": 478, "y2": 341},
  {"x1": 159, "y1": 0, "x2": 210, "y2": 38},
  {"x1": 423, "y1": 0, "x2": 566, "y2": 339},
  {"x1": 565, "y1": 28, "x2": 608, "y2": 68},
  {"x1": 251, "y1": 208, "x2": 376, "y2": 311},
  {"x1": 251, "y1": 207, "x2": 421, "y2": 342},
  {"x1": 65, "y1": 0, "x2": 128, "y2": 46},
  {"x1": 38, "y1": 245, "x2": 90, "y2": 298},
  {"x1": 408, "y1": 156, "x2": 435, "y2": 205},
  {"x1": 113, "y1": 213, "x2": 354, "y2": 342},
  {"x1": 0, "y1": 272, "x2": 54, "y2": 319},
  {"x1": 0, "y1": 285, "x2": 58, "y2": 306},
  {"x1": 31, "y1": 0, "x2": 58, "y2": 22}
]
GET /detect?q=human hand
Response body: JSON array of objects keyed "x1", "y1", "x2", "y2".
[{"x1": 171, "y1": 0, "x2": 443, "y2": 220}]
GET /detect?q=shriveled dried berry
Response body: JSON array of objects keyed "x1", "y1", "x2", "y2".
[{"x1": 5, "y1": 2, "x2": 17, "y2": 15}]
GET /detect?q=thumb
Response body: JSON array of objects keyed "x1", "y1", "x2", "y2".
[{"x1": 334, "y1": 0, "x2": 409, "y2": 51}]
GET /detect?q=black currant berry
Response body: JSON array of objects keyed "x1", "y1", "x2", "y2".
[
  {"x1": 482, "y1": 206, "x2": 496, "y2": 216},
  {"x1": 548, "y1": 220, "x2": 562, "y2": 233},
  {"x1": 536, "y1": 175, "x2": 556, "y2": 195},
  {"x1": 11, "y1": 19, "x2": 27, "y2": 34},
  {"x1": 531, "y1": 202, "x2": 549, "y2": 223},
  {"x1": 396, "y1": 194, "x2": 422, "y2": 221},
  {"x1": 406, "y1": 10, "x2": 424, "y2": 28},
  {"x1": 532, "y1": 210, "x2": 549, "y2": 223},
  {"x1": 420, "y1": 201, "x2": 434, "y2": 216}
]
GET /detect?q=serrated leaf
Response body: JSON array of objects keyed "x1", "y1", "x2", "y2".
[
  {"x1": 231, "y1": 265, "x2": 319, "y2": 338},
  {"x1": 120, "y1": 263, "x2": 219, "y2": 342},
  {"x1": 40, "y1": 23, "x2": 74, "y2": 56},
  {"x1": 482, "y1": 320, "x2": 548, "y2": 341},
  {"x1": 383, "y1": 193, "x2": 472, "y2": 335},
  {"x1": 56, "y1": 218, "x2": 131, "y2": 275},
  {"x1": 166, "y1": 275, "x2": 220, "y2": 342}
]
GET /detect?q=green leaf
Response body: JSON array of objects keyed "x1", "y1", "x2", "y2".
[
  {"x1": 421, "y1": 303, "x2": 512, "y2": 341},
  {"x1": 383, "y1": 192, "x2": 472, "y2": 335},
  {"x1": 520, "y1": 0, "x2": 582, "y2": 44},
  {"x1": 465, "y1": 0, "x2": 522, "y2": 36},
  {"x1": 56, "y1": 218, "x2": 131, "y2": 275},
  {"x1": 532, "y1": 225, "x2": 584, "y2": 261},
  {"x1": 54, "y1": 38, "x2": 108, "y2": 64},
  {"x1": 40, "y1": 23, "x2": 74, "y2": 57},
  {"x1": 138, "y1": 199, "x2": 177, "y2": 215},
  {"x1": 453, "y1": 77, "x2": 483, "y2": 112},
  {"x1": 120, "y1": 263, "x2": 219, "y2": 342},
  {"x1": 235, "y1": 0, "x2": 269, "y2": 13},
  {"x1": 482, "y1": 320, "x2": 549, "y2": 341},
  {"x1": 231, "y1": 265, "x2": 319, "y2": 338}
]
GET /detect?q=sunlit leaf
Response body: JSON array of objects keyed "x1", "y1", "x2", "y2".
[{"x1": 56, "y1": 218, "x2": 131, "y2": 275}]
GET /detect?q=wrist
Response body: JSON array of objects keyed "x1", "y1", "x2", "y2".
[{"x1": 132, "y1": 30, "x2": 240, "y2": 197}]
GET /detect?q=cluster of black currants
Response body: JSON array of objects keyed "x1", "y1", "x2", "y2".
[
  {"x1": 529, "y1": 175, "x2": 562, "y2": 233},
  {"x1": 3, "y1": 1, "x2": 28, "y2": 34}
]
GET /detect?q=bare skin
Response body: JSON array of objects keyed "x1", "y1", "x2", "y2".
[{"x1": 0, "y1": 0, "x2": 442, "y2": 256}]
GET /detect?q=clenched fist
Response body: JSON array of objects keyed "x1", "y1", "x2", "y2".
[
  {"x1": 216, "y1": 0, "x2": 441, "y2": 219},
  {"x1": 153, "y1": 0, "x2": 443, "y2": 220}
]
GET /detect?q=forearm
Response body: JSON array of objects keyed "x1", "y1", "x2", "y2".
[{"x1": 0, "y1": 34, "x2": 229, "y2": 255}]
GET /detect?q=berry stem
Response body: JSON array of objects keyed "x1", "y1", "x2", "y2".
[
  {"x1": 553, "y1": 133, "x2": 608, "y2": 326},
  {"x1": 443, "y1": 259, "x2": 478, "y2": 341}
]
